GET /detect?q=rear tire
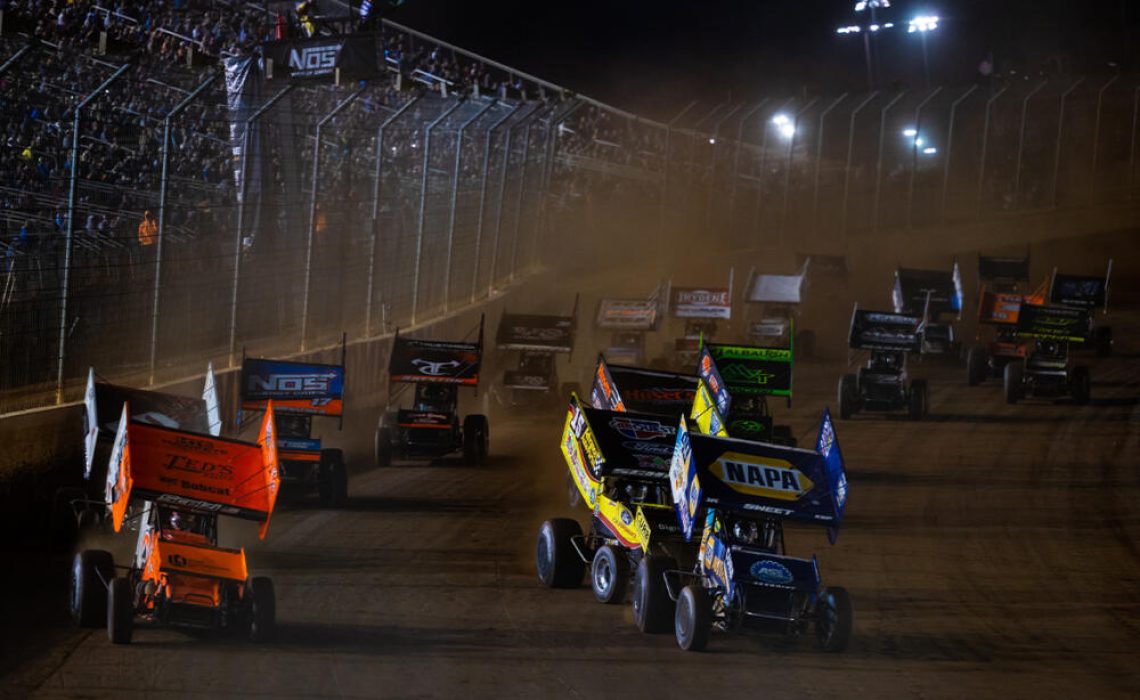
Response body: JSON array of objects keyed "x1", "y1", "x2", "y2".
[
  {"x1": 815, "y1": 586, "x2": 853, "y2": 653},
  {"x1": 966, "y1": 347, "x2": 987, "y2": 386},
  {"x1": 1004, "y1": 361, "x2": 1024, "y2": 404},
  {"x1": 1071, "y1": 365, "x2": 1091, "y2": 404},
  {"x1": 318, "y1": 449, "x2": 348, "y2": 508},
  {"x1": 248, "y1": 576, "x2": 277, "y2": 643},
  {"x1": 107, "y1": 577, "x2": 133, "y2": 644},
  {"x1": 462, "y1": 414, "x2": 489, "y2": 465},
  {"x1": 633, "y1": 555, "x2": 676, "y2": 633},
  {"x1": 71, "y1": 549, "x2": 114, "y2": 627},
  {"x1": 675, "y1": 585, "x2": 712, "y2": 652},
  {"x1": 838, "y1": 374, "x2": 858, "y2": 420},
  {"x1": 590, "y1": 544, "x2": 629, "y2": 604},
  {"x1": 375, "y1": 427, "x2": 393, "y2": 467},
  {"x1": 536, "y1": 518, "x2": 585, "y2": 588},
  {"x1": 908, "y1": 380, "x2": 928, "y2": 420}
]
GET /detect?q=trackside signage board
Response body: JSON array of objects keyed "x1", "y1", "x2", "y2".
[
  {"x1": 106, "y1": 403, "x2": 280, "y2": 539},
  {"x1": 389, "y1": 338, "x2": 481, "y2": 385},
  {"x1": 241, "y1": 358, "x2": 345, "y2": 416},
  {"x1": 495, "y1": 313, "x2": 575, "y2": 353},
  {"x1": 671, "y1": 410, "x2": 848, "y2": 540},
  {"x1": 848, "y1": 310, "x2": 922, "y2": 352},
  {"x1": 1015, "y1": 304, "x2": 1090, "y2": 343},
  {"x1": 672, "y1": 287, "x2": 732, "y2": 319}
]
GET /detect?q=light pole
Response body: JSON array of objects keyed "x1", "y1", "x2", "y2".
[
  {"x1": 908, "y1": 15, "x2": 940, "y2": 89},
  {"x1": 836, "y1": 1, "x2": 895, "y2": 89}
]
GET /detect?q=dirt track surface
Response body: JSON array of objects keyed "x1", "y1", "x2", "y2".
[
  {"x1": 3, "y1": 321, "x2": 1138, "y2": 699},
  {"x1": 3, "y1": 236, "x2": 1140, "y2": 699}
]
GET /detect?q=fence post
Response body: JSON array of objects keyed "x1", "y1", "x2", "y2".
[
  {"x1": 412, "y1": 99, "x2": 464, "y2": 325},
  {"x1": 443, "y1": 99, "x2": 496, "y2": 313},
  {"x1": 1012, "y1": 81, "x2": 1047, "y2": 210},
  {"x1": 365, "y1": 95, "x2": 420, "y2": 337},
  {"x1": 149, "y1": 72, "x2": 218, "y2": 384},
  {"x1": 661, "y1": 101, "x2": 698, "y2": 234},
  {"x1": 871, "y1": 92, "x2": 905, "y2": 234},
  {"x1": 905, "y1": 87, "x2": 942, "y2": 229},
  {"x1": 1130, "y1": 86, "x2": 1140, "y2": 198},
  {"x1": 706, "y1": 104, "x2": 743, "y2": 229},
  {"x1": 55, "y1": 64, "x2": 129, "y2": 404},
  {"x1": 489, "y1": 103, "x2": 539, "y2": 299},
  {"x1": 1090, "y1": 74, "x2": 1119, "y2": 204},
  {"x1": 779, "y1": 98, "x2": 819, "y2": 240},
  {"x1": 472, "y1": 103, "x2": 521, "y2": 303},
  {"x1": 841, "y1": 92, "x2": 878, "y2": 236},
  {"x1": 228, "y1": 86, "x2": 292, "y2": 366},
  {"x1": 811, "y1": 93, "x2": 847, "y2": 235},
  {"x1": 975, "y1": 86, "x2": 1008, "y2": 219},
  {"x1": 940, "y1": 85, "x2": 977, "y2": 222},
  {"x1": 1049, "y1": 78, "x2": 1084, "y2": 209},
  {"x1": 728, "y1": 101, "x2": 767, "y2": 237},
  {"x1": 300, "y1": 88, "x2": 363, "y2": 351}
]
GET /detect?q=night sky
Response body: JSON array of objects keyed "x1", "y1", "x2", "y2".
[{"x1": 386, "y1": 0, "x2": 1138, "y2": 118}]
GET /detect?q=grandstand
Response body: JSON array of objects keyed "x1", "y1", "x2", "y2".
[{"x1": 0, "y1": 0, "x2": 1135, "y2": 414}]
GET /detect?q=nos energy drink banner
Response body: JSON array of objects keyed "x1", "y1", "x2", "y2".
[{"x1": 241, "y1": 359, "x2": 345, "y2": 416}]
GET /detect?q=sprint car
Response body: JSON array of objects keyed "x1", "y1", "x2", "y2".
[
  {"x1": 838, "y1": 307, "x2": 928, "y2": 420},
  {"x1": 496, "y1": 297, "x2": 579, "y2": 407},
  {"x1": 55, "y1": 364, "x2": 222, "y2": 538},
  {"x1": 744, "y1": 262, "x2": 815, "y2": 358},
  {"x1": 666, "y1": 275, "x2": 733, "y2": 369},
  {"x1": 663, "y1": 410, "x2": 852, "y2": 652},
  {"x1": 891, "y1": 263, "x2": 963, "y2": 356},
  {"x1": 1004, "y1": 303, "x2": 1091, "y2": 405},
  {"x1": 375, "y1": 317, "x2": 489, "y2": 466},
  {"x1": 966, "y1": 284, "x2": 1046, "y2": 386},
  {"x1": 70, "y1": 402, "x2": 281, "y2": 644},
  {"x1": 595, "y1": 282, "x2": 669, "y2": 366},
  {"x1": 536, "y1": 394, "x2": 701, "y2": 628},
  {"x1": 239, "y1": 344, "x2": 348, "y2": 506}
]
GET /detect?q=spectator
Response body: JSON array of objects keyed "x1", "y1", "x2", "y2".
[{"x1": 137, "y1": 209, "x2": 157, "y2": 246}]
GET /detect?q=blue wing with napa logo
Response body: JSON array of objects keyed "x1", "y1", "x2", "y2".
[{"x1": 673, "y1": 409, "x2": 849, "y2": 535}]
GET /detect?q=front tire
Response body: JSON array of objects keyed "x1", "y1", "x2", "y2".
[
  {"x1": 675, "y1": 585, "x2": 712, "y2": 652},
  {"x1": 1004, "y1": 360, "x2": 1024, "y2": 404},
  {"x1": 318, "y1": 449, "x2": 348, "y2": 508},
  {"x1": 462, "y1": 414, "x2": 489, "y2": 465},
  {"x1": 107, "y1": 577, "x2": 134, "y2": 644},
  {"x1": 590, "y1": 544, "x2": 629, "y2": 604},
  {"x1": 536, "y1": 518, "x2": 585, "y2": 588},
  {"x1": 815, "y1": 586, "x2": 853, "y2": 653},
  {"x1": 838, "y1": 374, "x2": 858, "y2": 420},
  {"x1": 71, "y1": 549, "x2": 114, "y2": 627},
  {"x1": 1071, "y1": 365, "x2": 1091, "y2": 404},
  {"x1": 908, "y1": 380, "x2": 928, "y2": 420},
  {"x1": 633, "y1": 555, "x2": 675, "y2": 633},
  {"x1": 966, "y1": 346, "x2": 987, "y2": 386},
  {"x1": 375, "y1": 427, "x2": 393, "y2": 467},
  {"x1": 248, "y1": 577, "x2": 277, "y2": 643}
]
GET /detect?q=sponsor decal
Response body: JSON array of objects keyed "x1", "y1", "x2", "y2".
[
  {"x1": 620, "y1": 509, "x2": 633, "y2": 526},
  {"x1": 669, "y1": 418, "x2": 700, "y2": 541},
  {"x1": 412, "y1": 358, "x2": 462, "y2": 376},
  {"x1": 719, "y1": 362, "x2": 776, "y2": 385},
  {"x1": 700, "y1": 513, "x2": 735, "y2": 600},
  {"x1": 622, "y1": 440, "x2": 675, "y2": 457},
  {"x1": 634, "y1": 508, "x2": 653, "y2": 549},
  {"x1": 248, "y1": 372, "x2": 337, "y2": 396},
  {"x1": 711, "y1": 452, "x2": 814, "y2": 501},
  {"x1": 610, "y1": 416, "x2": 673, "y2": 441},
  {"x1": 750, "y1": 559, "x2": 794, "y2": 586},
  {"x1": 622, "y1": 388, "x2": 694, "y2": 404}
]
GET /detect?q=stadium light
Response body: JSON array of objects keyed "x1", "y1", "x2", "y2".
[
  {"x1": 837, "y1": 0, "x2": 894, "y2": 88},
  {"x1": 902, "y1": 128, "x2": 918, "y2": 137},
  {"x1": 771, "y1": 113, "x2": 796, "y2": 139},
  {"x1": 908, "y1": 14, "x2": 940, "y2": 87},
  {"x1": 923, "y1": 147, "x2": 938, "y2": 155}
]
